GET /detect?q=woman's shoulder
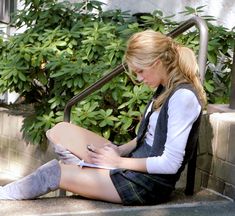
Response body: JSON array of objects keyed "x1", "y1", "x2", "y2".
[
  {"x1": 172, "y1": 88, "x2": 197, "y2": 98},
  {"x1": 169, "y1": 88, "x2": 200, "y2": 106}
]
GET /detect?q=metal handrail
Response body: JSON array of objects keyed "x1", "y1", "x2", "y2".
[
  {"x1": 167, "y1": 15, "x2": 208, "y2": 83},
  {"x1": 63, "y1": 63, "x2": 126, "y2": 122},
  {"x1": 63, "y1": 15, "x2": 208, "y2": 122}
]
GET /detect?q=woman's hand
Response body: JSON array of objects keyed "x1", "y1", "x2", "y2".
[
  {"x1": 85, "y1": 139, "x2": 146, "y2": 172},
  {"x1": 87, "y1": 144, "x2": 122, "y2": 168}
]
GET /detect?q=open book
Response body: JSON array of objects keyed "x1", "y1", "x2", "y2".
[{"x1": 78, "y1": 160, "x2": 116, "y2": 170}]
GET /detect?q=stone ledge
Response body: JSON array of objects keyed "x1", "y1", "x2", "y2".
[
  {"x1": 207, "y1": 104, "x2": 235, "y2": 114},
  {"x1": 0, "y1": 189, "x2": 233, "y2": 216}
]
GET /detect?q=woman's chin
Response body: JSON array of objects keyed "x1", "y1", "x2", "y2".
[{"x1": 148, "y1": 84, "x2": 157, "y2": 89}]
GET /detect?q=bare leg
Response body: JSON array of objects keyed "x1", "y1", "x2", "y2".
[
  {"x1": 46, "y1": 122, "x2": 109, "y2": 163},
  {"x1": 0, "y1": 160, "x2": 121, "y2": 202},
  {"x1": 59, "y1": 164, "x2": 122, "y2": 203}
]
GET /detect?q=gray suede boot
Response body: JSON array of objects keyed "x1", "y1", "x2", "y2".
[{"x1": 0, "y1": 159, "x2": 61, "y2": 200}]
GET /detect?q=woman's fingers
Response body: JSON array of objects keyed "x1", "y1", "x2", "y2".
[
  {"x1": 86, "y1": 148, "x2": 104, "y2": 164},
  {"x1": 87, "y1": 144, "x2": 96, "y2": 153},
  {"x1": 86, "y1": 143, "x2": 120, "y2": 167}
]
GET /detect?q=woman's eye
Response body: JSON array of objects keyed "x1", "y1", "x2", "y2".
[{"x1": 136, "y1": 70, "x2": 143, "y2": 74}]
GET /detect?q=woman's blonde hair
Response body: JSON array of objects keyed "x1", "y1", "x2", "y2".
[{"x1": 125, "y1": 30, "x2": 207, "y2": 109}]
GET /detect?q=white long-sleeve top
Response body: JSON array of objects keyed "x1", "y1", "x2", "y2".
[{"x1": 145, "y1": 89, "x2": 201, "y2": 174}]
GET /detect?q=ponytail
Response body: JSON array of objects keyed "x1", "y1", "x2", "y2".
[
  {"x1": 154, "y1": 44, "x2": 207, "y2": 109},
  {"x1": 178, "y1": 46, "x2": 207, "y2": 108}
]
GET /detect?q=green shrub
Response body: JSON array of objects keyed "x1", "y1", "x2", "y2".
[{"x1": 0, "y1": 2, "x2": 234, "y2": 148}]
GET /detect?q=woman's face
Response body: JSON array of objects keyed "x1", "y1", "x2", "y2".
[{"x1": 133, "y1": 60, "x2": 168, "y2": 88}]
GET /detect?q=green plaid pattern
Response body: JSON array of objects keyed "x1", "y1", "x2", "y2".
[
  {"x1": 110, "y1": 142, "x2": 172, "y2": 205},
  {"x1": 110, "y1": 168, "x2": 172, "y2": 205}
]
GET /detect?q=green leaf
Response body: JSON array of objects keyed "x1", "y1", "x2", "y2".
[
  {"x1": 204, "y1": 81, "x2": 215, "y2": 93},
  {"x1": 56, "y1": 41, "x2": 67, "y2": 47},
  {"x1": 122, "y1": 117, "x2": 132, "y2": 130},
  {"x1": 38, "y1": 72, "x2": 47, "y2": 85},
  {"x1": 18, "y1": 72, "x2": 26, "y2": 81},
  {"x1": 207, "y1": 52, "x2": 217, "y2": 64},
  {"x1": 103, "y1": 128, "x2": 110, "y2": 139}
]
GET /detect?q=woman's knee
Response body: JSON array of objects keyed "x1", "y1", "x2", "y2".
[
  {"x1": 46, "y1": 122, "x2": 69, "y2": 142},
  {"x1": 49, "y1": 122, "x2": 70, "y2": 134}
]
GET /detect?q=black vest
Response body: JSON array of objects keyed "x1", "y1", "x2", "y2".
[{"x1": 133, "y1": 83, "x2": 202, "y2": 188}]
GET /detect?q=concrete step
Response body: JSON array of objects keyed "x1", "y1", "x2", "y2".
[{"x1": 0, "y1": 188, "x2": 234, "y2": 216}]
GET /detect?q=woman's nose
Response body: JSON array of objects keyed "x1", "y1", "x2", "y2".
[{"x1": 136, "y1": 74, "x2": 144, "y2": 82}]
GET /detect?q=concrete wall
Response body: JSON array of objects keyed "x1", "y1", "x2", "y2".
[
  {"x1": 196, "y1": 112, "x2": 235, "y2": 199},
  {"x1": 0, "y1": 108, "x2": 59, "y2": 197},
  {"x1": 100, "y1": 0, "x2": 235, "y2": 30},
  {"x1": 0, "y1": 111, "x2": 55, "y2": 182}
]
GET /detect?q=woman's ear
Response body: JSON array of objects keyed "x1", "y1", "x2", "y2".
[
  {"x1": 157, "y1": 58, "x2": 163, "y2": 65},
  {"x1": 152, "y1": 59, "x2": 161, "y2": 69}
]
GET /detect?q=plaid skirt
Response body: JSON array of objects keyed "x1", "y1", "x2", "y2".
[{"x1": 110, "y1": 142, "x2": 173, "y2": 205}]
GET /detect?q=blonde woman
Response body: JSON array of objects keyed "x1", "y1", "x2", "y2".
[{"x1": 0, "y1": 30, "x2": 206, "y2": 205}]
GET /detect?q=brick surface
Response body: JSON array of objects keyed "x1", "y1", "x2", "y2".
[
  {"x1": 0, "y1": 109, "x2": 57, "y2": 184},
  {"x1": 207, "y1": 104, "x2": 235, "y2": 114},
  {"x1": 176, "y1": 165, "x2": 187, "y2": 188},
  {"x1": 224, "y1": 163, "x2": 235, "y2": 185},
  {"x1": 210, "y1": 113, "x2": 233, "y2": 160},
  {"x1": 213, "y1": 158, "x2": 235, "y2": 185},
  {"x1": 197, "y1": 153, "x2": 213, "y2": 173},
  {"x1": 194, "y1": 169, "x2": 204, "y2": 191},
  {"x1": 0, "y1": 110, "x2": 24, "y2": 140},
  {"x1": 209, "y1": 113, "x2": 219, "y2": 156},
  {"x1": 0, "y1": 109, "x2": 6, "y2": 135},
  {"x1": 228, "y1": 124, "x2": 235, "y2": 163},
  {"x1": 0, "y1": 157, "x2": 9, "y2": 172},
  {"x1": 224, "y1": 183, "x2": 235, "y2": 200},
  {"x1": 2, "y1": 113, "x2": 16, "y2": 138},
  {"x1": 0, "y1": 137, "x2": 10, "y2": 157},
  {"x1": 199, "y1": 114, "x2": 213, "y2": 155},
  {"x1": 200, "y1": 171, "x2": 209, "y2": 188},
  {"x1": 212, "y1": 158, "x2": 226, "y2": 180},
  {"x1": 207, "y1": 175, "x2": 225, "y2": 194}
]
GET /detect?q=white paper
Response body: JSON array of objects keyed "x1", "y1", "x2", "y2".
[{"x1": 78, "y1": 160, "x2": 116, "y2": 170}]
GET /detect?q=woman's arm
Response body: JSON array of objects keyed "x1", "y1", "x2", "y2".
[
  {"x1": 146, "y1": 89, "x2": 201, "y2": 174},
  {"x1": 117, "y1": 157, "x2": 147, "y2": 172},
  {"x1": 117, "y1": 138, "x2": 137, "y2": 156},
  {"x1": 95, "y1": 138, "x2": 137, "y2": 157},
  {"x1": 87, "y1": 137, "x2": 147, "y2": 172},
  {"x1": 88, "y1": 144, "x2": 148, "y2": 172}
]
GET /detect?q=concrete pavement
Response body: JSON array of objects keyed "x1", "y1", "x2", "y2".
[{"x1": 0, "y1": 188, "x2": 234, "y2": 216}]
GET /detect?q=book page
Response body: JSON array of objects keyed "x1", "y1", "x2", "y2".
[{"x1": 78, "y1": 160, "x2": 116, "y2": 170}]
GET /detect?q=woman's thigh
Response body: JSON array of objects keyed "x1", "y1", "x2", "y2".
[
  {"x1": 46, "y1": 122, "x2": 109, "y2": 162},
  {"x1": 59, "y1": 164, "x2": 122, "y2": 204}
]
